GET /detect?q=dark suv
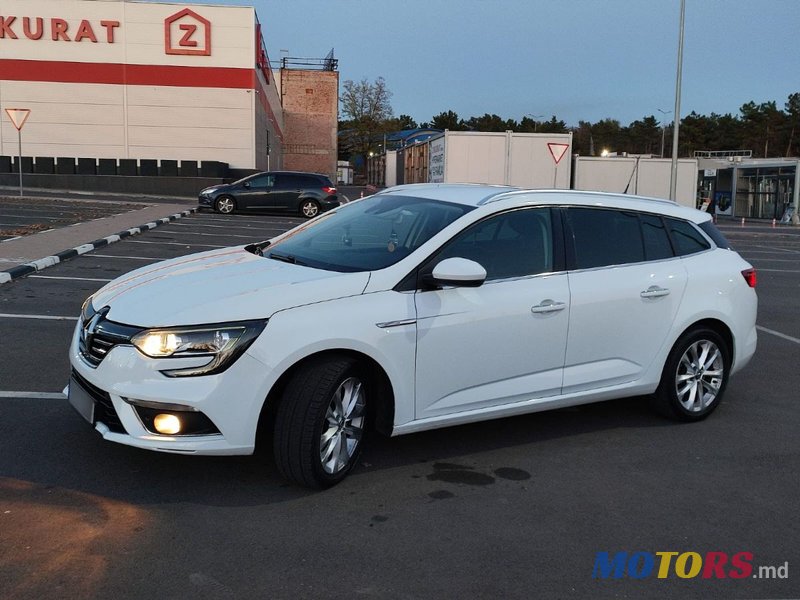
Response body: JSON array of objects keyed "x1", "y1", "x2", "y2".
[{"x1": 198, "y1": 171, "x2": 339, "y2": 218}]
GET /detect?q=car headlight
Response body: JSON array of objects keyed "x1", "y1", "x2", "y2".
[
  {"x1": 131, "y1": 320, "x2": 266, "y2": 377},
  {"x1": 81, "y1": 296, "x2": 96, "y2": 322}
]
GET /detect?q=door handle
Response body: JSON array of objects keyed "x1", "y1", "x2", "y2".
[
  {"x1": 640, "y1": 285, "x2": 670, "y2": 299},
  {"x1": 531, "y1": 299, "x2": 566, "y2": 314}
]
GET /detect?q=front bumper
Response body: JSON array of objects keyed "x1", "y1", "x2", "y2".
[{"x1": 66, "y1": 322, "x2": 271, "y2": 455}]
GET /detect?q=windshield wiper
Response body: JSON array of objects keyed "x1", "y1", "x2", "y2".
[{"x1": 268, "y1": 252, "x2": 307, "y2": 266}]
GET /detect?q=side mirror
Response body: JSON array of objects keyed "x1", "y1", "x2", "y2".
[
  {"x1": 243, "y1": 182, "x2": 250, "y2": 189},
  {"x1": 428, "y1": 257, "x2": 487, "y2": 288}
]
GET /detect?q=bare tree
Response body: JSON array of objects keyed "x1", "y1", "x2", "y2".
[{"x1": 339, "y1": 77, "x2": 393, "y2": 159}]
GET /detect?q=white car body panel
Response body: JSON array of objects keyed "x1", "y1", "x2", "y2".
[
  {"x1": 563, "y1": 259, "x2": 688, "y2": 392},
  {"x1": 91, "y1": 246, "x2": 370, "y2": 326},
  {"x1": 414, "y1": 273, "x2": 570, "y2": 418}
]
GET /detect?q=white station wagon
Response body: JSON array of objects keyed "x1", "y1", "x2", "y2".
[{"x1": 67, "y1": 184, "x2": 758, "y2": 488}]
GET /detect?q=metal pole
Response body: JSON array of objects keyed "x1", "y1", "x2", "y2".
[
  {"x1": 17, "y1": 127, "x2": 23, "y2": 197},
  {"x1": 669, "y1": 0, "x2": 686, "y2": 201}
]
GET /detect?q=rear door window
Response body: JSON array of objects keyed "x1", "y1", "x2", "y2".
[
  {"x1": 639, "y1": 213, "x2": 674, "y2": 261},
  {"x1": 665, "y1": 218, "x2": 711, "y2": 256},
  {"x1": 567, "y1": 208, "x2": 644, "y2": 269}
]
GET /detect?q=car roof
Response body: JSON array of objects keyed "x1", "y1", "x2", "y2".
[
  {"x1": 256, "y1": 171, "x2": 329, "y2": 178},
  {"x1": 377, "y1": 184, "x2": 709, "y2": 223},
  {"x1": 376, "y1": 183, "x2": 520, "y2": 205}
]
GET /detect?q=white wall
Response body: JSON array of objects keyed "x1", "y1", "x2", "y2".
[
  {"x1": 573, "y1": 157, "x2": 698, "y2": 207},
  {"x1": 508, "y1": 133, "x2": 572, "y2": 188},
  {"x1": 428, "y1": 131, "x2": 572, "y2": 188}
]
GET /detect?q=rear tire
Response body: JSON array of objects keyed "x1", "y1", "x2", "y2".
[
  {"x1": 215, "y1": 196, "x2": 236, "y2": 215},
  {"x1": 651, "y1": 327, "x2": 731, "y2": 421},
  {"x1": 273, "y1": 357, "x2": 368, "y2": 488},
  {"x1": 300, "y1": 199, "x2": 320, "y2": 219}
]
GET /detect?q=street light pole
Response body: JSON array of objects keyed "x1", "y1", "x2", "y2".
[
  {"x1": 657, "y1": 108, "x2": 671, "y2": 158},
  {"x1": 669, "y1": 0, "x2": 686, "y2": 201},
  {"x1": 526, "y1": 113, "x2": 544, "y2": 133}
]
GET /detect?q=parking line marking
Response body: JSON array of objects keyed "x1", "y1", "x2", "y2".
[
  {"x1": 29, "y1": 275, "x2": 113, "y2": 282},
  {"x1": 91, "y1": 254, "x2": 168, "y2": 261},
  {"x1": 757, "y1": 325, "x2": 800, "y2": 345},
  {"x1": 127, "y1": 240, "x2": 227, "y2": 248},
  {"x1": 0, "y1": 391, "x2": 65, "y2": 400},
  {"x1": 149, "y1": 229, "x2": 257, "y2": 239},
  {"x1": 746, "y1": 258, "x2": 800, "y2": 263},
  {"x1": 0, "y1": 313, "x2": 77, "y2": 321},
  {"x1": 755, "y1": 269, "x2": 800, "y2": 273}
]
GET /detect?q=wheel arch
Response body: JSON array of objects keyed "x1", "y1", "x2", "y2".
[
  {"x1": 677, "y1": 318, "x2": 734, "y2": 362},
  {"x1": 256, "y1": 348, "x2": 396, "y2": 449}
]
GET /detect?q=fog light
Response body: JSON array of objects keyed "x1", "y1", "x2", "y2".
[{"x1": 153, "y1": 414, "x2": 182, "y2": 435}]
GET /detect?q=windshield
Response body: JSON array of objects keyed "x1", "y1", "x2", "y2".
[{"x1": 262, "y1": 195, "x2": 474, "y2": 272}]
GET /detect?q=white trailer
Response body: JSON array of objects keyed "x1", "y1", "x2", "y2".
[
  {"x1": 427, "y1": 130, "x2": 572, "y2": 189},
  {"x1": 573, "y1": 157, "x2": 699, "y2": 208}
]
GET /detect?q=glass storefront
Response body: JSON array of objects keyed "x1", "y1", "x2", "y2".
[{"x1": 734, "y1": 166, "x2": 795, "y2": 220}]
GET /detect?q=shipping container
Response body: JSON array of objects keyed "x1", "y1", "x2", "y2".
[{"x1": 573, "y1": 157, "x2": 698, "y2": 207}]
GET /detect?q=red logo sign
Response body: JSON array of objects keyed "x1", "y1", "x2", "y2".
[{"x1": 164, "y1": 8, "x2": 211, "y2": 56}]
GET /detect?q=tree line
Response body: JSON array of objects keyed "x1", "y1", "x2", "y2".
[{"x1": 339, "y1": 78, "x2": 800, "y2": 161}]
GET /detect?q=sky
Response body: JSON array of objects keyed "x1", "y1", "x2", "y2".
[{"x1": 205, "y1": 0, "x2": 799, "y2": 127}]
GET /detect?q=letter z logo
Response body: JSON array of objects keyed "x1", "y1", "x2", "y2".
[{"x1": 165, "y1": 8, "x2": 211, "y2": 56}]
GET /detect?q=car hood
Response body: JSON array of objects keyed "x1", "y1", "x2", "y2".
[
  {"x1": 201, "y1": 184, "x2": 229, "y2": 194},
  {"x1": 91, "y1": 247, "x2": 370, "y2": 327}
]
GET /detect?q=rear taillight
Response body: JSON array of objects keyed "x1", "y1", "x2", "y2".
[
  {"x1": 741, "y1": 268, "x2": 757, "y2": 288},
  {"x1": 322, "y1": 186, "x2": 336, "y2": 194}
]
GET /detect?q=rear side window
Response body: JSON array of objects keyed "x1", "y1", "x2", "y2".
[
  {"x1": 567, "y1": 208, "x2": 644, "y2": 269},
  {"x1": 666, "y1": 218, "x2": 711, "y2": 256},
  {"x1": 699, "y1": 221, "x2": 731, "y2": 249},
  {"x1": 640, "y1": 214, "x2": 674, "y2": 261}
]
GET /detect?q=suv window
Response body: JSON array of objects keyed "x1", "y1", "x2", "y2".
[
  {"x1": 666, "y1": 218, "x2": 711, "y2": 256},
  {"x1": 699, "y1": 221, "x2": 730, "y2": 249},
  {"x1": 430, "y1": 208, "x2": 553, "y2": 281},
  {"x1": 640, "y1": 213, "x2": 674, "y2": 261},
  {"x1": 248, "y1": 174, "x2": 274, "y2": 188},
  {"x1": 567, "y1": 208, "x2": 644, "y2": 269}
]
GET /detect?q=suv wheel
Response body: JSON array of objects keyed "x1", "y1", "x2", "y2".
[
  {"x1": 651, "y1": 327, "x2": 730, "y2": 421},
  {"x1": 300, "y1": 199, "x2": 320, "y2": 219},
  {"x1": 273, "y1": 357, "x2": 368, "y2": 488},
  {"x1": 215, "y1": 196, "x2": 236, "y2": 215}
]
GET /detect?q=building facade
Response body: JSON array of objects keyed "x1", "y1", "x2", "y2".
[{"x1": 0, "y1": 0, "x2": 338, "y2": 176}]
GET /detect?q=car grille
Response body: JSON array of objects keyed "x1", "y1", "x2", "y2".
[
  {"x1": 71, "y1": 369, "x2": 127, "y2": 434},
  {"x1": 78, "y1": 311, "x2": 143, "y2": 367}
]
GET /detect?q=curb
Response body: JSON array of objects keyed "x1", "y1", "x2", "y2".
[{"x1": 0, "y1": 208, "x2": 197, "y2": 285}]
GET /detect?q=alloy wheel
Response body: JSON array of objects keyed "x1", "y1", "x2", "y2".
[
  {"x1": 216, "y1": 197, "x2": 235, "y2": 214},
  {"x1": 320, "y1": 377, "x2": 365, "y2": 474},
  {"x1": 674, "y1": 340, "x2": 724, "y2": 412},
  {"x1": 301, "y1": 201, "x2": 319, "y2": 218}
]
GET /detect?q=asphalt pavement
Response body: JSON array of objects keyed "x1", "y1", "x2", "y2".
[{"x1": 0, "y1": 204, "x2": 798, "y2": 599}]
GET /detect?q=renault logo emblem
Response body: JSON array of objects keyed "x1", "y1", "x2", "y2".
[{"x1": 81, "y1": 307, "x2": 108, "y2": 347}]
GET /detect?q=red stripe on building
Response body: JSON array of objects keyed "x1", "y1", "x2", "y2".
[{"x1": 0, "y1": 59, "x2": 253, "y2": 89}]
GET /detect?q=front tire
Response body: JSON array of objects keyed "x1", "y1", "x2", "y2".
[
  {"x1": 300, "y1": 199, "x2": 320, "y2": 219},
  {"x1": 215, "y1": 195, "x2": 236, "y2": 215},
  {"x1": 651, "y1": 327, "x2": 731, "y2": 421},
  {"x1": 273, "y1": 357, "x2": 368, "y2": 488}
]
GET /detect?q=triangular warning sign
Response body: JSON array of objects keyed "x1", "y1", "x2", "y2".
[
  {"x1": 547, "y1": 142, "x2": 569, "y2": 165},
  {"x1": 5, "y1": 108, "x2": 31, "y2": 131}
]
